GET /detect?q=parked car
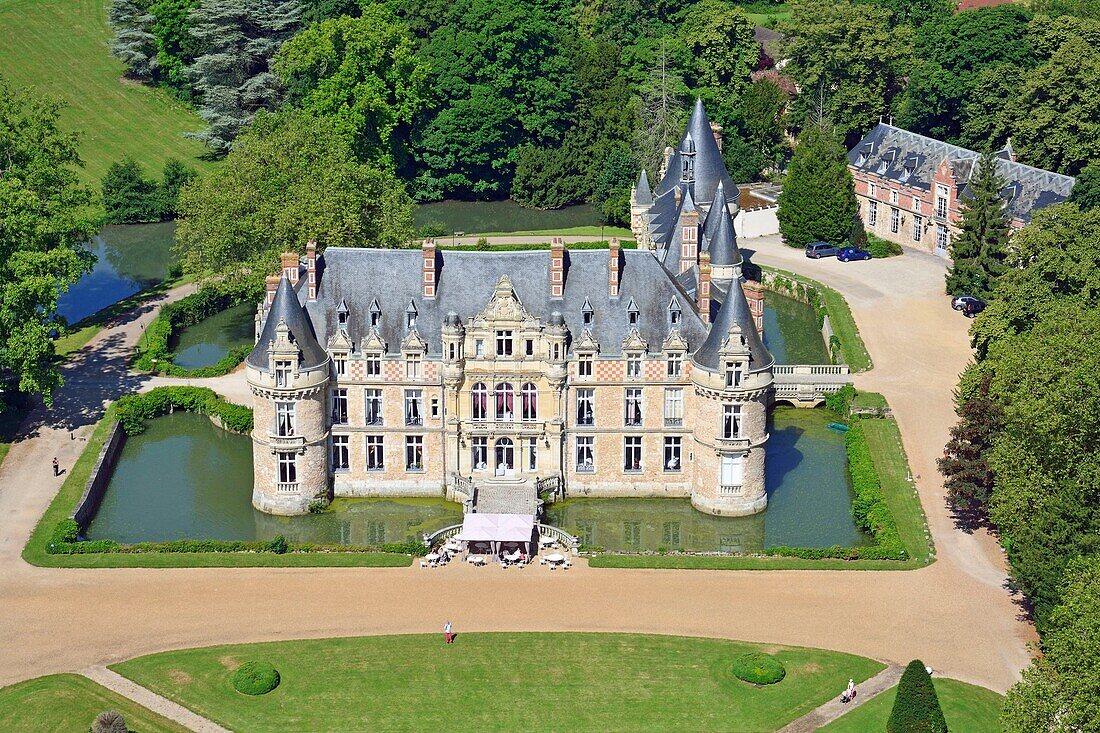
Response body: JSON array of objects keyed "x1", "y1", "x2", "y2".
[
  {"x1": 951, "y1": 295, "x2": 987, "y2": 317},
  {"x1": 805, "y1": 241, "x2": 840, "y2": 258},
  {"x1": 836, "y1": 246, "x2": 872, "y2": 262}
]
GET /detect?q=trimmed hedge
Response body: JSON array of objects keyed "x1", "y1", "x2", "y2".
[
  {"x1": 731, "y1": 653, "x2": 786, "y2": 685},
  {"x1": 846, "y1": 421, "x2": 907, "y2": 559},
  {"x1": 888, "y1": 660, "x2": 947, "y2": 733},
  {"x1": 112, "y1": 386, "x2": 253, "y2": 436},
  {"x1": 232, "y1": 661, "x2": 280, "y2": 696},
  {"x1": 134, "y1": 284, "x2": 257, "y2": 377}
]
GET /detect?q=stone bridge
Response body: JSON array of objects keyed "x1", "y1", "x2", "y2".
[{"x1": 771, "y1": 364, "x2": 852, "y2": 407}]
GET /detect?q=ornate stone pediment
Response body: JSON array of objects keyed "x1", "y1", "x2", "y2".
[
  {"x1": 401, "y1": 327, "x2": 428, "y2": 352},
  {"x1": 662, "y1": 329, "x2": 688, "y2": 352},
  {"x1": 270, "y1": 319, "x2": 299, "y2": 356},
  {"x1": 327, "y1": 329, "x2": 353, "y2": 351},
  {"x1": 720, "y1": 321, "x2": 750, "y2": 356},
  {"x1": 471, "y1": 275, "x2": 536, "y2": 327},
  {"x1": 361, "y1": 326, "x2": 387, "y2": 353},
  {"x1": 621, "y1": 328, "x2": 649, "y2": 353},
  {"x1": 574, "y1": 328, "x2": 600, "y2": 353}
]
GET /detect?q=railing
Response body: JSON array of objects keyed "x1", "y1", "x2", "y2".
[
  {"x1": 536, "y1": 523, "x2": 579, "y2": 553},
  {"x1": 424, "y1": 523, "x2": 464, "y2": 548},
  {"x1": 268, "y1": 434, "x2": 305, "y2": 450},
  {"x1": 535, "y1": 474, "x2": 563, "y2": 501},
  {"x1": 451, "y1": 473, "x2": 476, "y2": 503},
  {"x1": 772, "y1": 364, "x2": 850, "y2": 376},
  {"x1": 276, "y1": 482, "x2": 298, "y2": 493}
]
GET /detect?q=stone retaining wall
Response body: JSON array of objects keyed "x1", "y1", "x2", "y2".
[{"x1": 70, "y1": 420, "x2": 126, "y2": 529}]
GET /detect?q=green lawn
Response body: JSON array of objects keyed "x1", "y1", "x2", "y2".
[
  {"x1": 819, "y1": 678, "x2": 1003, "y2": 733},
  {"x1": 0, "y1": 0, "x2": 215, "y2": 184},
  {"x1": 113, "y1": 633, "x2": 885, "y2": 732},
  {"x1": 0, "y1": 673, "x2": 189, "y2": 733},
  {"x1": 22, "y1": 415, "x2": 411, "y2": 568},
  {"x1": 860, "y1": 414, "x2": 934, "y2": 564}
]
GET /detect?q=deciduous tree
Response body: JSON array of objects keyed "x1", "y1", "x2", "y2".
[{"x1": 1068, "y1": 161, "x2": 1100, "y2": 211}]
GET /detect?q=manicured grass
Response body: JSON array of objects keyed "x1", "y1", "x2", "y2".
[
  {"x1": 819, "y1": 678, "x2": 1003, "y2": 733},
  {"x1": 0, "y1": 0, "x2": 215, "y2": 184},
  {"x1": 852, "y1": 390, "x2": 890, "y2": 411},
  {"x1": 22, "y1": 415, "x2": 411, "y2": 568},
  {"x1": 112, "y1": 633, "x2": 885, "y2": 732},
  {"x1": 589, "y1": 554, "x2": 920, "y2": 570},
  {"x1": 0, "y1": 673, "x2": 189, "y2": 733}
]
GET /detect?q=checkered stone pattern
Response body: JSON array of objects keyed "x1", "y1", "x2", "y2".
[
  {"x1": 644, "y1": 359, "x2": 664, "y2": 381},
  {"x1": 349, "y1": 360, "x2": 366, "y2": 381},
  {"x1": 424, "y1": 362, "x2": 438, "y2": 380},
  {"x1": 594, "y1": 359, "x2": 623, "y2": 381},
  {"x1": 383, "y1": 360, "x2": 403, "y2": 382}
]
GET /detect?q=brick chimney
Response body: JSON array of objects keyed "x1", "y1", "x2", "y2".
[
  {"x1": 422, "y1": 238, "x2": 438, "y2": 299},
  {"x1": 680, "y1": 208, "x2": 700, "y2": 274},
  {"x1": 744, "y1": 279, "x2": 765, "y2": 338},
  {"x1": 608, "y1": 238, "x2": 622, "y2": 299},
  {"x1": 306, "y1": 240, "x2": 318, "y2": 301},
  {"x1": 710, "y1": 121, "x2": 724, "y2": 152},
  {"x1": 281, "y1": 251, "x2": 299, "y2": 285},
  {"x1": 550, "y1": 238, "x2": 565, "y2": 299},
  {"x1": 697, "y1": 251, "x2": 712, "y2": 325},
  {"x1": 264, "y1": 274, "x2": 280, "y2": 308}
]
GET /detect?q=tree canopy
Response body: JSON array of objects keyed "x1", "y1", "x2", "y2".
[
  {"x1": 945, "y1": 151, "x2": 1010, "y2": 297},
  {"x1": 776, "y1": 123, "x2": 858, "y2": 246}
]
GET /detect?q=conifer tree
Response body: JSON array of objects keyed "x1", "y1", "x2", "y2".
[
  {"x1": 107, "y1": 0, "x2": 159, "y2": 79},
  {"x1": 186, "y1": 0, "x2": 302, "y2": 154},
  {"x1": 776, "y1": 123, "x2": 858, "y2": 246},
  {"x1": 945, "y1": 150, "x2": 1010, "y2": 296},
  {"x1": 888, "y1": 660, "x2": 948, "y2": 733},
  {"x1": 938, "y1": 373, "x2": 1003, "y2": 525}
]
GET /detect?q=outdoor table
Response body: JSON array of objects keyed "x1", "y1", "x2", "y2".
[
  {"x1": 468, "y1": 555, "x2": 486, "y2": 565},
  {"x1": 539, "y1": 536, "x2": 557, "y2": 546},
  {"x1": 544, "y1": 553, "x2": 565, "y2": 564},
  {"x1": 424, "y1": 552, "x2": 440, "y2": 562}
]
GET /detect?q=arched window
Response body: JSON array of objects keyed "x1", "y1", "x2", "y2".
[
  {"x1": 495, "y1": 383, "x2": 514, "y2": 421},
  {"x1": 472, "y1": 382, "x2": 487, "y2": 421},
  {"x1": 521, "y1": 383, "x2": 537, "y2": 421}
]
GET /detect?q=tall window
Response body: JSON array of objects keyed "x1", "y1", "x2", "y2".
[
  {"x1": 521, "y1": 383, "x2": 537, "y2": 421},
  {"x1": 667, "y1": 353, "x2": 683, "y2": 377},
  {"x1": 625, "y1": 388, "x2": 643, "y2": 426},
  {"x1": 364, "y1": 389, "x2": 383, "y2": 425},
  {"x1": 471, "y1": 436, "x2": 488, "y2": 471},
  {"x1": 724, "y1": 361, "x2": 741, "y2": 388},
  {"x1": 471, "y1": 382, "x2": 487, "y2": 421},
  {"x1": 475, "y1": 339, "x2": 485, "y2": 357},
  {"x1": 913, "y1": 198, "x2": 921, "y2": 213},
  {"x1": 525, "y1": 338, "x2": 534, "y2": 357},
  {"x1": 276, "y1": 402, "x2": 295, "y2": 436},
  {"x1": 935, "y1": 184, "x2": 949, "y2": 217},
  {"x1": 913, "y1": 215, "x2": 923, "y2": 242},
  {"x1": 278, "y1": 452, "x2": 297, "y2": 487},
  {"x1": 626, "y1": 353, "x2": 642, "y2": 378},
  {"x1": 333, "y1": 356, "x2": 346, "y2": 377},
  {"x1": 720, "y1": 454, "x2": 744, "y2": 490},
  {"x1": 669, "y1": 301, "x2": 681, "y2": 327},
  {"x1": 526, "y1": 438, "x2": 538, "y2": 471},
  {"x1": 496, "y1": 330, "x2": 513, "y2": 357},
  {"x1": 722, "y1": 404, "x2": 741, "y2": 439},
  {"x1": 868, "y1": 182, "x2": 877, "y2": 198},
  {"x1": 576, "y1": 436, "x2": 594, "y2": 472},
  {"x1": 868, "y1": 200, "x2": 878, "y2": 227},
  {"x1": 664, "y1": 388, "x2": 683, "y2": 426},
  {"x1": 890, "y1": 207, "x2": 900, "y2": 234},
  {"x1": 404, "y1": 389, "x2": 423, "y2": 425},
  {"x1": 332, "y1": 435, "x2": 349, "y2": 470},
  {"x1": 405, "y1": 435, "x2": 423, "y2": 471},
  {"x1": 495, "y1": 382, "x2": 514, "y2": 421},
  {"x1": 274, "y1": 360, "x2": 292, "y2": 388},
  {"x1": 366, "y1": 435, "x2": 384, "y2": 470},
  {"x1": 663, "y1": 436, "x2": 682, "y2": 472},
  {"x1": 365, "y1": 354, "x2": 381, "y2": 376},
  {"x1": 624, "y1": 436, "x2": 642, "y2": 472},
  {"x1": 890, "y1": 190, "x2": 898, "y2": 204},
  {"x1": 406, "y1": 353, "x2": 422, "y2": 379},
  {"x1": 576, "y1": 388, "x2": 595, "y2": 426},
  {"x1": 331, "y1": 389, "x2": 348, "y2": 425},
  {"x1": 578, "y1": 355, "x2": 593, "y2": 377},
  {"x1": 936, "y1": 223, "x2": 949, "y2": 251}
]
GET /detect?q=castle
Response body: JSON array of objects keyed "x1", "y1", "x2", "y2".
[{"x1": 246, "y1": 100, "x2": 776, "y2": 518}]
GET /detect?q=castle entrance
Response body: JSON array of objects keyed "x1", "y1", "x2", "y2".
[{"x1": 494, "y1": 438, "x2": 515, "y2": 477}]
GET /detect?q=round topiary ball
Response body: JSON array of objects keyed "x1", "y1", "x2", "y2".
[
  {"x1": 232, "y1": 661, "x2": 280, "y2": 695},
  {"x1": 732, "y1": 652, "x2": 786, "y2": 685}
]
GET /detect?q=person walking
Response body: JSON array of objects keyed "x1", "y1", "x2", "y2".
[
  {"x1": 444, "y1": 621, "x2": 453, "y2": 644},
  {"x1": 52, "y1": 457, "x2": 59, "y2": 477}
]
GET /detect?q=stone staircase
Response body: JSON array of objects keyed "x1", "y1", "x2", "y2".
[{"x1": 471, "y1": 476, "x2": 541, "y2": 516}]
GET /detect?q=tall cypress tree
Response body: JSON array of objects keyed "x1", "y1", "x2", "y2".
[
  {"x1": 888, "y1": 660, "x2": 948, "y2": 733},
  {"x1": 186, "y1": 0, "x2": 302, "y2": 154},
  {"x1": 945, "y1": 150, "x2": 1010, "y2": 296},
  {"x1": 776, "y1": 123, "x2": 858, "y2": 247}
]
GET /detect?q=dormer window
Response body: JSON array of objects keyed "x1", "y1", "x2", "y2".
[
  {"x1": 274, "y1": 359, "x2": 292, "y2": 388},
  {"x1": 337, "y1": 299, "x2": 349, "y2": 328},
  {"x1": 405, "y1": 300, "x2": 417, "y2": 330},
  {"x1": 369, "y1": 299, "x2": 381, "y2": 328},
  {"x1": 877, "y1": 160, "x2": 888, "y2": 175},
  {"x1": 496, "y1": 330, "x2": 513, "y2": 357},
  {"x1": 669, "y1": 300, "x2": 682, "y2": 327},
  {"x1": 725, "y1": 361, "x2": 742, "y2": 388},
  {"x1": 627, "y1": 297, "x2": 639, "y2": 326},
  {"x1": 582, "y1": 298, "x2": 594, "y2": 327}
]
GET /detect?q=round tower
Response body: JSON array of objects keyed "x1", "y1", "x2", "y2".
[{"x1": 246, "y1": 275, "x2": 331, "y2": 516}]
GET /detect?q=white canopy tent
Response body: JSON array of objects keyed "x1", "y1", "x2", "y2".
[{"x1": 458, "y1": 513, "x2": 536, "y2": 557}]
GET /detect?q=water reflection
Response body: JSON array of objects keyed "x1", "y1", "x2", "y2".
[
  {"x1": 762, "y1": 292, "x2": 829, "y2": 365},
  {"x1": 169, "y1": 302, "x2": 256, "y2": 370},
  {"x1": 414, "y1": 200, "x2": 604, "y2": 234}
]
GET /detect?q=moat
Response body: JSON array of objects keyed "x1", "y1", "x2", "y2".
[{"x1": 86, "y1": 407, "x2": 865, "y2": 551}]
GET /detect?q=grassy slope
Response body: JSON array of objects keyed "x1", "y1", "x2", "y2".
[
  {"x1": 0, "y1": 0, "x2": 214, "y2": 184},
  {"x1": 818, "y1": 678, "x2": 1003, "y2": 733},
  {"x1": 0, "y1": 673, "x2": 189, "y2": 733},
  {"x1": 113, "y1": 633, "x2": 884, "y2": 732},
  {"x1": 22, "y1": 415, "x2": 410, "y2": 568}
]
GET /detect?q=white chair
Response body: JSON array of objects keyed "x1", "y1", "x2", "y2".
[{"x1": 420, "y1": 560, "x2": 428, "y2": 568}]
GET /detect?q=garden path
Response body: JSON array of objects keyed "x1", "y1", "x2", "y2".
[
  {"x1": 82, "y1": 666, "x2": 230, "y2": 733},
  {"x1": 775, "y1": 663, "x2": 904, "y2": 732},
  {"x1": 0, "y1": 238, "x2": 1033, "y2": 696}
]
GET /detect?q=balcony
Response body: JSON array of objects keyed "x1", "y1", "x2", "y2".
[
  {"x1": 664, "y1": 417, "x2": 683, "y2": 427},
  {"x1": 276, "y1": 482, "x2": 299, "y2": 493},
  {"x1": 268, "y1": 431, "x2": 305, "y2": 451}
]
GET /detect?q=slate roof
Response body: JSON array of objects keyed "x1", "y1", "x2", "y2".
[
  {"x1": 693, "y1": 280, "x2": 772, "y2": 372},
  {"x1": 247, "y1": 276, "x2": 328, "y2": 371},
  {"x1": 655, "y1": 98, "x2": 738, "y2": 208},
  {"x1": 297, "y1": 247, "x2": 710, "y2": 357},
  {"x1": 634, "y1": 169, "x2": 652, "y2": 206},
  {"x1": 849, "y1": 123, "x2": 1075, "y2": 223},
  {"x1": 702, "y1": 184, "x2": 741, "y2": 267}
]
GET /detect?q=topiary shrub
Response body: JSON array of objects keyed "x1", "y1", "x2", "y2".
[
  {"x1": 91, "y1": 710, "x2": 128, "y2": 733},
  {"x1": 731, "y1": 652, "x2": 786, "y2": 685},
  {"x1": 887, "y1": 659, "x2": 947, "y2": 733},
  {"x1": 232, "y1": 661, "x2": 280, "y2": 695}
]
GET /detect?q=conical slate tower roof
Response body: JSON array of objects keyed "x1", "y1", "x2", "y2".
[
  {"x1": 634, "y1": 169, "x2": 652, "y2": 205},
  {"x1": 703, "y1": 185, "x2": 741, "y2": 267},
  {"x1": 656, "y1": 98, "x2": 736, "y2": 207},
  {"x1": 247, "y1": 276, "x2": 327, "y2": 371},
  {"x1": 693, "y1": 281, "x2": 771, "y2": 372}
]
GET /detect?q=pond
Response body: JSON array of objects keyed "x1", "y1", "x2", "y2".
[
  {"x1": 57, "y1": 222, "x2": 177, "y2": 325},
  {"x1": 86, "y1": 408, "x2": 864, "y2": 552},
  {"x1": 168, "y1": 302, "x2": 256, "y2": 370},
  {"x1": 762, "y1": 291, "x2": 829, "y2": 365},
  {"x1": 415, "y1": 199, "x2": 605, "y2": 234},
  {"x1": 544, "y1": 407, "x2": 866, "y2": 552}
]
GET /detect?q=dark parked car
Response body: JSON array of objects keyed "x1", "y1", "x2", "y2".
[
  {"x1": 837, "y1": 246, "x2": 872, "y2": 262},
  {"x1": 805, "y1": 241, "x2": 840, "y2": 258},
  {"x1": 951, "y1": 295, "x2": 987, "y2": 317}
]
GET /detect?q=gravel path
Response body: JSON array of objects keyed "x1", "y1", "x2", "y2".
[
  {"x1": 82, "y1": 666, "x2": 231, "y2": 733},
  {"x1": 776, "y1": 663, "x2": 905, "y2": 732},
  {"x1": 0, "y1": 238, "x2": 1033, "y2": 696}
]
